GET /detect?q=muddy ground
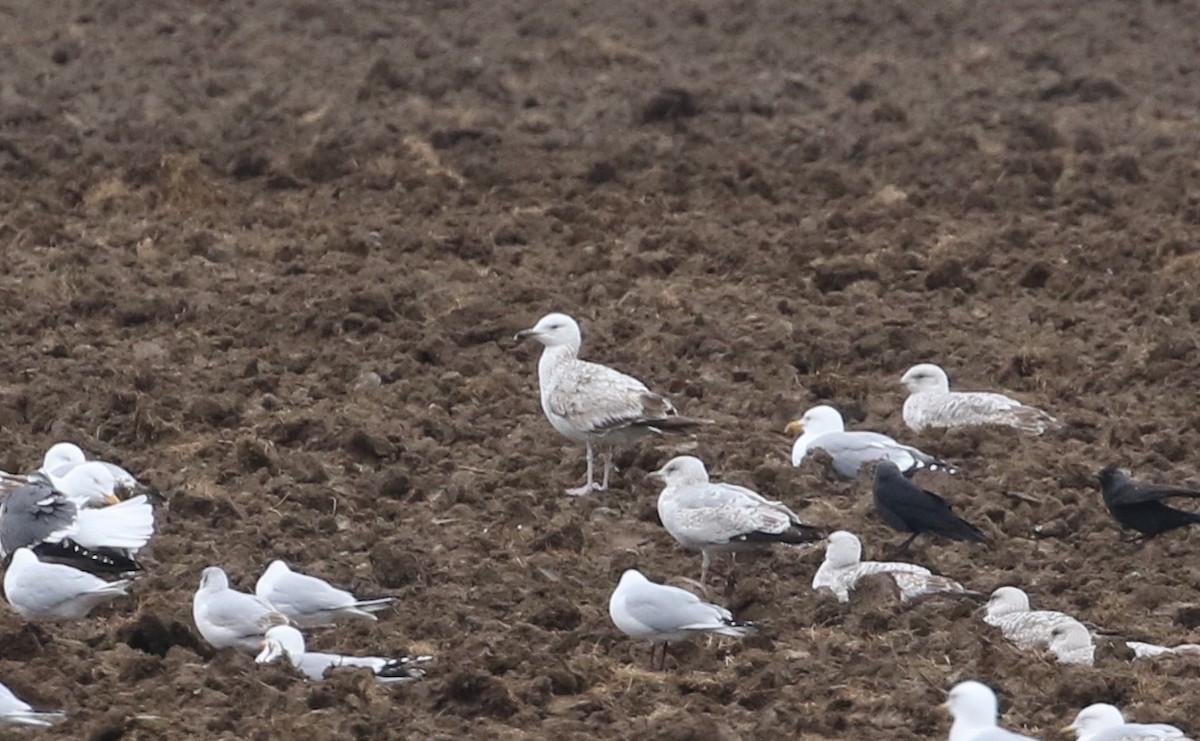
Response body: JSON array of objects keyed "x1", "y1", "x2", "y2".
[{"x1": 0, "y1": 0, "x2": 1199, "y2": 738}]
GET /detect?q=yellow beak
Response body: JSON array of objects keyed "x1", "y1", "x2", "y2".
[
  {"x1": 1058, "y1": 725, "x2": 1076, "y2": 739},
  {"x1": 785, "y1": 420, "x2": 804, "y2": 436},
  {"x1": 103, "y1": 493, "x2": 121, "y2": 506}
]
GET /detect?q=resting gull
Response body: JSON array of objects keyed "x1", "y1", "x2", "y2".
[
  {"x1": 946, "y1": 680, "x2": 1040, "y2": 740},
  {"x1": 1048, "y1": 620, "x2": 1095, "y2": 666},
  {"x1": 3, "y1": 548, "x2": 131, "y2": 621},
  {"x1": 0, "y1": 681, "x2": 65, "y2": 727},
  {"x1": 256, "y1": 625, "x2": 430, "y2": 684},
  {"x1": 41, "y1": 442, "x2": 147, "y2": 494},
  {"x1": 192, "y1": 567, "x2": 289, "y2": 652},
  {"x1": 981, "y1": 586, "x2": 1078, "y2": 651},
  {"x1": 1066, "y1": 703, "x2": 1192, "y2": 741},
  {"x1": 786, "y1": 405, "x2": 956, "y2": 477},
  {"x1": 1098, "y1": 465, "x2": 1200, "y2": 541},
  {"x1": 0, "y1": 480, "x2": 152, "y2": 572},
  {"x1": 900, "y1": 363, "x2": 1058, "y2": 435},
  {"x1": 872, "y1": 461, "x2": 984, "y2": 552},
  {"x1": 1125, "y1": 640, "x2": 1200, "y2": 660},
  {"x1": 255, "y1": 560, "x2": 393, "y2": 628},
  {"x1": 812, "y1": 530, "x2": 975, "y2": 605},
  {"x1": 608, "y1": 569, "x2": 756, "y2": 670},
  {"x1": 515, "y1": 312, "x2": 708, "y2": 495},
  {"x1": 652, "y1": 455, "x2": 822, "y2": 583}
]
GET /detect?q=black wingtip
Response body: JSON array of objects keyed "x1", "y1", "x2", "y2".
[{"x1": 33, "y1": 540, "x2": 143, "y2": 574}]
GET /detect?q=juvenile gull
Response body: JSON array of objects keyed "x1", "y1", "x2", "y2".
[
  {"x1": 255, "y1": 560, "x2": 393, "y2": 628},
  {"x1": 192, "y1": 567, "x2": 289, "y2": 652},
  {"x1": 515, "y1": 312, "x2": 708, "y2": 495},
  {"x1": 1097, "y1": 466, "x2": 1200, "y2": 541},
  {"x1": 256, "y1": 625, "x2": 430, "y2": 684},
  {"x1": 812, "y1": 531, "x2": 975, "y2": 605},
  {"x1": 0, "y1": 480, "x2": 152, "y2": 572},
  {"x1": 0, "y1": 681, "x2": 65, "y2": 727},
  {"x1": 1066, "y1": 703, "x2": 1192, "y2": 741},
  {"x1": 982, "y1": 586, "x2": 1078, "y2": 651},
  {"x1": 945, "y1": 680, "x2": 1040, "y2": 741},
  {"x1": 786, "y1": 405, "x2": 956, "y2": 477},
  {"x1": 3, "y1": 548, "x2": 131, "y2": 621},
  {"x1": 900, "y1": 363, "x2": 1058, "y2": 435},
  {"x1": 872, "y1": 461, "x2": 984, "y2": 552},
  {"x1": 1048, "y1": 620, "x2": 1095, "y2": 666},
  {"x1": 1125, "y1": 641, "x2": 1200, "y2": 660},
  {"x1": 608, "y1": 569, "x2": 755, "y2": 670},
  {"x1": 652, "y1": 456, "x2": 822, "y2": 583}
]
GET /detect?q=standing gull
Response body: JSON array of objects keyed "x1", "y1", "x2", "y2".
[
  {"x1": 255, "y1": 560, "x2": 393, "y2": 628},
  {"x1": 3, "y1": 548, "x2": 131, "y2": 621},
  {"x1": 981, "y1": 587, "x2": 1079, "y2": 651},
  {"x1": 1097, "y1": 465, "x2": 1200, "y2": 541},
  {"x1": 0, "y1": 681, "x2": 65, "y2": 727},
  {"x1": 515, "y1": 312, "x2": 708, "y2": 495},
  {"x1": 256, "y1": 626, "x2": 430, "y2": 684},
  {"x1": 1048, "y1": 621, "x2": 1095, "y2": 666},
  {"x1": 786, "y1": 405, "x2": 956, "y2": 477},
  {"x1": 192, "y1": 567, "x2": 289, "y2": 652},
  {"x1": 652, "y1": 456, "x2": 822, "y2": 584},
  {"x1": 872, "y1": 461, "x2": 984, "y2": 552},
  {"x1": 608, "y1": 569, "x2": 755, "y2": 670},
  {"x1": 812, "y1": 531, "x2": 975, "y2": 605},
  {"x1": 945, "y1": 680, "x2": 1040, "y2": 740},
  {"x1": 1065, "y1": 703, "x2": 1192, "y2": 741},
  {"x1": 900, "y1": 363, "x2": 1058, "y2": 435}
]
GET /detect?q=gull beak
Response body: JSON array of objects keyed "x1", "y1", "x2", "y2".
[
  {"x1": 103, "y1": 493, "x2": 121, "y2": 506},
  {"x1": 513, "y1": 328, "x2": 537, "y2": 342},
  {"x1": 1058, "y1": 725, "x2": 1076, "y2": 739},
  {"x1": 784, "y1": 420, "x2": 804, "y2": 436},
  {"x1": 647, "y1": 468, "x2": 665, "y2": 481},
  {"x1": 938, "y1": 700, "x2": 949, "y2": 713}
]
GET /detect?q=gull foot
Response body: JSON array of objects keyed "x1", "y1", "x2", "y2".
[{"x1": 565, "y1": 482, "x2": 601, "y2": 496}]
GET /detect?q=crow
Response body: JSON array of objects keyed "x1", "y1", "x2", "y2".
[
  {"x1": 1098, "y1": 465, "x2": 1200, "y2": 541},
  {"x1": 872, "y1": 461, "x2": 985, "y2": 552}
]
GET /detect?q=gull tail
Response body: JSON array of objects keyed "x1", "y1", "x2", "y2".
[
  {"x1": 72, "y1": 495, "x2": 155, "y2": 551},
  {"x1": 1006, "y1": 405, "x2": 1060, "y2": 436},
  {"x1": 33, "y1": 539, "x2": 143, "y2": 574},
  {"x1": 736, "y1": 523, "x2": 823, "y2": 546},
  {"x1": 4, "y1": 710, "x2": 66, "y2": 728},
  {"x1": 351, "y1": 597, "x2": 394, "y2": 615},
  {"x1": 375, "y1": 655, "x2": 433, "y2": 683},
  {"x1": 711, "y1": 618, "x2": 759, "y2": 638},
  {"x1": 638, "y1": 415, "x2": 715, "y2": 434}
]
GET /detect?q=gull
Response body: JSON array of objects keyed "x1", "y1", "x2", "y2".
[
  {"x1": 872, "y1": 461, "x2": 984, "y2": 552},
  {"x1": 45, "y1": 463, "x2": 122, "y2": 508},
  {"x1": 0, "y1": 681, "x2": 65, "y2": 727},
  {"x1": 945, "y1": 680, "x2": 1040, "y2": 740},
  {"x1": 1125, "y1": 641, "x2": 1200, "y2": 660},
  {"x1": 812, "y1": 531, "x2": 976, "y2": 605},
  {"x1": 652, "y1": 456, "x2": 822, "y2": 584},
  {"x1": 1048, "y1": 620, "x2": 1095, "y2": 666},
  {"x1": 981, "y1": 586, "x2": 1079, "y2": 651},
  {"x1": 255, "y1": 560, "x2": 393, "y2": 628},
  {"x1": 192, "y1": 567, "x2": 289, "y2": 652},
  {"x1": 256, "y1": 625, "x2": 431, "y2": 684},
  {"x1": 1098, "y1": 465, "x2": 1200, "y2": 542},
  {"x1": 608, "y1": 569, "x2": 756, "y2": 670},
  {"x1": 41, "y1": 442, "x2": 145, "y2": 493},
  {"x1": 3, "y1": 548, "x2": 131, "y2": 621},
  {"x1": 786, "y1": 404, "x2": 956, "y2": 477},
  {"x1": 900, "y1": 363, "x2": 1058, "y2": 435},
  {"x1": 0, "y1": 479, "x2": 152, "y2": 573},
  {"x1": 1065, "y1": 703, "x2": 1192, "y2": 741},
  {"x1": 515, "y1": 312, "x2": 708, "y2": 495}
]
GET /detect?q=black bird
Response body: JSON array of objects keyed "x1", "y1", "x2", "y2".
[
  {"x1": 1098, "y1": 465, "x2": 1200, "y2": 541},
  {"x1": 872, "y1": 461, "x2": 985, "y2": 552}
]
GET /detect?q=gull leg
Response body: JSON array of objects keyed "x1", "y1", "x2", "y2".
[
  {"x1": 566, "y1": 442, "x2": 599, "y2": 496},
  {"x1": 725, "y1": 553, "x2": 738, "y2": 591},
  {"x1": 657, "y1": 642, "x2": 670, "y2": 671},
  {"x1": 600, "y1": 449, "x2": 613, "y2": 491},
  {"x1": 700, "y1": 551, "x2": 711, "y2": 585}
]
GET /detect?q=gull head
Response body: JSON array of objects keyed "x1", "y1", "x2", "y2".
[
  {"x1": 54, "y1": 462, "x2": 120, "y2": 506},
  {"x1": 824, "y1": 531, "x2": 862, "y2": 568},
  {"x1": 514, "y1": 312, "x2": 582, "y2": 348},
  {"x1": 944, "y1": 680, "x2": 999, "y2": 729},
  {"x1": 1064, "y1": 703, "x2": 1125, "y2": 739},
  {"x1": 199, "y1": 567, "x2": 230, "y2": 591},
  {"x1": 900, "y1": 363, "x2": 950, "y2": 394},
  {"x1": 42, "y1": 442, "x2": 86, "y2": 474},
  {"x1": 785, "y1": 405, "x2": 846, "y2": 437},
  {"x1": 1049, "y1": 620, "x2": 1092, "y2": 655},
  {"x1": 256, "y1": 625, "x2": 306, "y2": 665},
  {"x1": 649, "y1": 456, "x2": 710, "y2": 487},
  {"x1": 984, "y1": 586, "x2": 1031, "y2": 618}
]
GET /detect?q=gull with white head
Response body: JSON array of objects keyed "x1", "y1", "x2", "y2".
[
  {"x1": 945, "y1": 680, "x2": 1040, "y2": 740},
  {"x1": 1065, "y1": 703, "x2": 1192, "y2": 741},
  {"x1": 255, "y1": 560, "x2": 393, "y2": 628},
  {"x1": 900, "y1": 363, "x2": 1058, "y2": 435},
  {"x1": 981, "y1": 586, "x2": 1080, "y2": 652},
  {"x1": 192, "y1": 567, "x2": 289, "y2": 652},
  {"x1": 3, "y1": 548, "x2": 132, "y2": 621},
  {"x1": 786, "y1": 404, "x2": 956, "y2": 477},
  {"x1": 812, "y1": 531, "x2": 976, "y2": 605},
  {"x1": 515, "y1": 312, "x2": 709, "y2": 495},
  {"x1": 1048, "y1": 620, "x2": 1095, "y2": 666},
  {"x1": 256, "y1": 625, "x2": 431, "y2": 684}
]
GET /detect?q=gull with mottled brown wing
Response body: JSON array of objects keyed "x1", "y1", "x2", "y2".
[{"x1": 900, "y1": 363, "x2": 1058, "y2": 435}]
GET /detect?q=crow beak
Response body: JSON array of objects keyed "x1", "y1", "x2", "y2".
[{"x1": 785, "y1": 420, "x2": 804, "y2": 436}]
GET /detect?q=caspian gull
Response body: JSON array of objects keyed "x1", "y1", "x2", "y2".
[
  {"x1": 872, "y1": 461, "x2": 984, "y2": 552},
  {"x1": 652, "y1": 455, "x2": 821, "y2": 584},
  {"x1": 982, "y1": 586, "x2": 1079, "y2": 651},
  {"x1": 946, "y1": 680, "x2": 1040, "y2": 740},
  {"x1": 255, "y1": 560, "x2": 393, "y2": 628},
  {"x1": 1066, "y1": 703, "x2": 1192, "y2": 741},
  {"x1": 786, "y1": 405, "x2": 956, "y2": 477},
  {"x1": 1098, "y1": 466, "x2": 1200, "y2": 541},
  {"x1": 608, "y1": 569, "x2": 755, "y2": 670},
  {"x1": 812, "y1": 531, "x2": 975, "y2": 605},
  {"x1": 0, "y1": 681, "x2": 65, "y2": 727},
  {"x1": 192, "y1": 567, "x2": 289, "y2": 652},
  {"x1": 515, "y1": 312, "x2": 708, "y2": 495},
  {"x1": 900, "y1": 363, "x2": 1058, "y2": 435},
  {"x1": 3, "y1": 548, "x2": 131, "y2": 621},
  {"x1": 256, "y1": 625, "x2": 430, "y2": 684}
]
